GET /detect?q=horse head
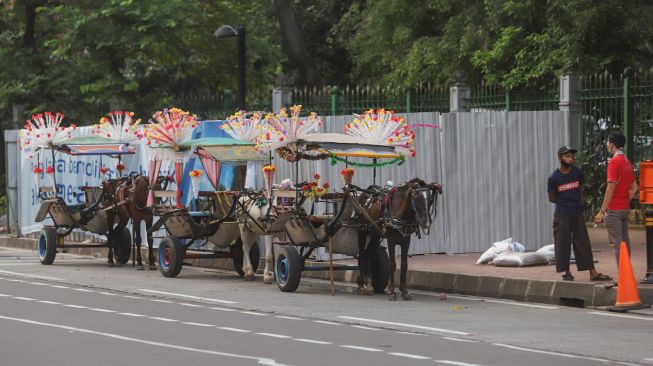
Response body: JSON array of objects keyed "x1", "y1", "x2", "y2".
[{"x1": 403, "y1": 178, "x2": 443, "y2": 235}]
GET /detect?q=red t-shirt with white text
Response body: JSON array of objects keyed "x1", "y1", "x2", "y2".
[{"x1": 607, "y1": 152, "x2": 635, "y2": 210}]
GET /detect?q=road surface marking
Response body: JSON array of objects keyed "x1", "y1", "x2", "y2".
[
  {"x1": 443, "y1": 337, "x2": 478, "y2": 343},
  {"x1": 64, "y1": 304, "x2": 88, "y2": 309},
  {"x1": 0, "y1": 294, "x2": 11, "y2": 297},
  {"x1": 182, "y1": 322, "x2": 214, "y2": 327},
  {"x1": 74, "y1": 288, "x2": 94, "y2": 293},
  {"x1": 294, "y1": 339, "x2": 331, "y2": 345},
  {"x1": 210, "y1": 307, "x2": 236, "y2": 312},
  {"x1": 150, "y1": 299, "x2": 172, "y2": 303},
  {"x1": 241, "y1": 311, "x2": 266, "y2": 316},
  {"x1": 52, "y1": 285, "x2": 70, "y2": 289},
  {"x1": 396, "y1": 331, "x2": 430, "y2": 336},
  {"x1": 256, "y1": 333, "x2": 292, "y2": 339},
  {"x1": 138, "y1": 289, "x2": 237, "y2": 304},
  {"x1": 351, "y1": 325, "x2": 379, "y2": 331},
  {"x1": 314, "y1": 320, "x2": 341, "y2": 325},
  {"x1": 388, "y1": 352, "x2": 430, "y2": 360},
  {"x1": 38, "y1": 300, "x2": 61, "y2": 305},
  {"x1": 123, "y1": 296, "x2": 143, "y2": 299},
  {"x1": 13, "y1": 296, "x2": 36, "y2": 301},
  {"x1": 0, "y1": 315, "x2": 288, "y2": 366},
  {"x1": 90, "y1": 308, "x2": 116, "y2": 313},
  {"x1": 337, "y1": 316, "x2": 469, "y2": 336},
  {"x1": 99, "y1": 292, "x2": 117, "y2": 296},
  {"x1": 588, "y1": 311, "x2": 653, "y2": 321},
  {"x1": 28, "y1": 281, "x2": 48, "y2": 286},
  {"x1": 118, "y1": 312, "x2": 146, "y2": 317},
  {"x1": 340, "y1": 345, "x2": 383, "y2": 352},
  {"x1": 434, "y1": 361, "x2": 484, "y2": 366},
  {"x1": 275, "y1": 316, "x2": 303, "y2": 320},
  {"x1": 493, "y1": 343, "x2": 617, "y2": 363},
  {"x1": 179, "y1": 303, "x2": 203, "y2": 308},
  {"x1": 421, "y1": 292, "x2": 558, "y2": 309},
  {"x1": 0, "y1": 270, "x2": 63, "y2": 281},
  {"x1": 149, "y1": 317, "x2": 178, "y2": 322},
  {"x1": 218, "y1": 327, "x2": 250, "y2": 333}
]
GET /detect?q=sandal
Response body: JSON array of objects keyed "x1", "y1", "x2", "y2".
[
  {"x1": 562, "y1": 273, "x2": 575, "y2": 281},
  {"x1": 590, "y1": 273, "x2": 613, "y2": 281}
]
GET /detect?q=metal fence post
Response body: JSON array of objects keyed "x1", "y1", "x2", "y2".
[
  {"x1": 406, "y1": 86, "x2": 413, "y2": 113},
  {"x1": 623, "y1": 68, "x2": 634, "y2": 162},
  {"x1": 330, "y1": 86, "x2": 339, "y2": 116},
  {"x1": 505, "y1": 90, "x2": 511, "y2": 112},
  {"x1": 559, "y1": 73, "x2": 583, "y2": 150}
]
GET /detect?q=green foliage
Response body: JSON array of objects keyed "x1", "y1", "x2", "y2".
[{"x1": 576, "y1": 150, "x2": 607, "y2": 220}]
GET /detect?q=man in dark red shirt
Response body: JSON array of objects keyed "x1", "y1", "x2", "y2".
[{"x1": 594, "y1": 133, "x2": 638, "y2": 268}]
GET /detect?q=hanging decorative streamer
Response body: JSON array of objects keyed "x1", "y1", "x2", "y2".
[{"x1": 329, "y1": 154, "x2": 404, "y2": 168}]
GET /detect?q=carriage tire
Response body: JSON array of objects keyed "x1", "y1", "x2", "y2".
[
  {"x1": 231, "y1": 238, "x2": 260, "y2": 277},
  {"x1": 370, "y1": 246, "x2": 390, "y2": 294},
  {"x1": 38, "y1": 227, "x2": 58, "y2": 265},
  {"x1": 276, "y1": 246, "x2": 303, "y2": 293},
  {"x1": 158, "y1": 237, "x2": 184, "y2": 278},
  {"x1": 115, "y1": 227, "x2": 132, "y2": 265}
]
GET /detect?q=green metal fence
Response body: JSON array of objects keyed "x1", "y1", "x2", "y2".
[{"x1": 463, "y1": 81, "x2": 559, "y2": 111}]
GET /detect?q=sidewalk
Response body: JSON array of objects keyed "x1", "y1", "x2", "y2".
[{"x1": 2, "y1": 226, "x2": 652, "y2": 308}]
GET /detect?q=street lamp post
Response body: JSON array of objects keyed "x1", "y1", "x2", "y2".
[{"x1": 214, "y1": 25, "x2": 246, "y2": 111}]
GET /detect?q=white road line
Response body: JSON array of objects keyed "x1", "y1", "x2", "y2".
[
  {"x1": 443, "y1": 337, "x2": 478, "y2": 343},
  {"x1": 13, "y1": 296, "x2": 36, "y2": 301},
  {"x1": 293, "y1": 339, "x2": 331, "y2": 345},
  {"x1": 0, "y1": 294, "x2": 11, "y2": 297},
  {"x1": 0, "y1": 315, "x2": 287, "y2": 366},
  {"x1": 351, "y1": 325, "x2": 379, "y2": 331},
  {"x1": 211, "y1": 307, "x2": 236, "y2": 312},
  {"x1": 218, "y1": 327, "x2": 250, "y2": 333},
  {"x1": 313, "y1": 320, "x2": 341, "y2": 325},
  {"x1": 90, "y1": 308, "x2": 116, "y2": 313},
  {"x1": 119, "y1": 313, "x2": 146, "y2": 317},
  {"x1": 64, "y1": 305, "x2": 89, "y2": 309},
  {"x1": 151, "y1": 299, "x2": 172, "y2": 304},
  {"x1": 28, "y1": 281, "x2": 48, "y2": 286},
  {"x1": 434, "y1": 361, "x2": 484, "y2": 366},
  {"x1": 396, "y1": 331, "x2": 430, "y2": 336},
  {"x1": 337, "y1": 316, "x2": 469, "y2": 336},
  {"x1": 340, "y1": 345, "x2": 383, "y2": 352},
  {"x1": 588, "y1": 311, "x2": 653, "y2": 321},
  {"x1": 52, "y1": 285, "x2": 69, "y2": 289},
  {"x1": 180, "y1": 303, "x2": 204, "y2": 308},
  {"x1": 99, "y1": 292, "x2": 117, "y2": 296},
  {"x1": 149, "y1": 317, "x2": 178, "y2": 322},
  {"x1": 275, "y1": 316, "x2": 303, "y2": 320},
  {"x1": 417, "y1": 291, "x2": 559, "y2": 309},
  {"x1": 493, "y1": 343, "x2": 616, "y2": 363},
  {"x1": 74, "y1": 289, "x2": 94, "y2": 293},
  {"x1": 388, "y1": 352, "x2": 430, "y2": 360},
  {"x1": 241, "y1": 311, "x2": 266, "y2": 316},
  {"x1": 123, "y1": 296, "x2": 143, "y2": 299},
  {"x1": 256, "y1": 333, "x2": 292, "y2": 339},
  {"x1": 138, "y1": 289, "x2": 237, "y2": 304},
  {"x1": 0, "y1": 270, "x2": 63, "y2": 281},
  {"x1": 182, "y1": 322, "x2": 214, "y2": 327},
  {"x1": 38, "y1": 300, "x2": 61, "y2": 305}
]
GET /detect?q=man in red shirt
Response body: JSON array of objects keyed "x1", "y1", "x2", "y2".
[{"x1": 594, "y1": 133, "x2": 638, "y2": 267}]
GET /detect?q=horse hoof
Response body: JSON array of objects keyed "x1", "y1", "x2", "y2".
[
  {"x1": 107, "y1": 262, "x2": 114, "y2": 268},
  {"x1": 244, "y1": 274, "x2": 256, "y2": 281},
  {"x1": 136, "y1": 264, "x2": 145, "y2": 271},
  {"x1": 402, "y1": 293, "x2": 412, "y2": 301},
  {"x1": 263, "y1": 277, "x2": 273, "y2": 285},
  {"x1": 149, "y1": 264, "x2": 157, "y2": 270},
  {"x1": 389, "y1": 294, "x2": 397, "y2": 301}
]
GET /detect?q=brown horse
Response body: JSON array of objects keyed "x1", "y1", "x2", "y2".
[
  {"x1": 358, "y1": 178, "x2": 442, "y2": 300},
  {"x1": 103, "y1": 175, "x2": 155, "y2": 270}
]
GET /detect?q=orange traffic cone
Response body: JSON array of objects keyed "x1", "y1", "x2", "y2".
[{"x1": 608, "y1": 242, "x2": 650, "y2": 312}]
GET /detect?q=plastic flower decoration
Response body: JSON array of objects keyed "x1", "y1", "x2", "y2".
[
  {"x1": 301, "y1": 173, "x2": 329, "y2": 199},
  {"x1": 256, "y1": 105, "x2": 323, "y2": 152},
  {"x1": 116, "y1": 162, "x2": 126, "y2": 172},
  {"x1": 32, "y1": 164, "x2": 44, "y2": 188},
  {"x1": 33, "y1": 165, "x2": 44, "y2": 175},
  {"x1": 221, "y1": 111, "x2": 265, "y2": 143},
  {"x1": 340, "y1": 167, "x2": 355, "y2": 185},
  {"x1": 344, "y1": 109, "x2": 416, "y2": 157},
  {"x1": 143, "y1": 108, "x2": 199, "y2": 150},
  {"x1": 93, "y1": 111, "x2": 142, "y2": 142},
  {"x1": 99, "y1": 166, "x2": 110, "y2": 181},
  {"x1": 189, "y1": 170, "x2": 203, "y2": 177},
  {"x1": 19, "y1": 112, "x2": 76, "y2": 157},
  {"x1": 189, "y1": 170, "x2": 204, "y2": 200},
  {"x1": 262, "y1": 165, "x2": 277, "y2": 193},
  {"x1": 46, "y1": 166, "x2": 55, "y2": 175}
]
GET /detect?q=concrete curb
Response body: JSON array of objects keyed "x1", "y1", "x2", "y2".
[{"x1": 3, "y1": 236, "x2": 652, "y2": 308}]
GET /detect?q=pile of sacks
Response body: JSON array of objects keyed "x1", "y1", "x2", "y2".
[{"x1": 476, "y1": 238, "x2": 554, "y2": 267}]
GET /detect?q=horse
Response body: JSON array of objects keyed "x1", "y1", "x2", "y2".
[
  {"x1": 235, "y1": 191, "x2": 275, "y2": 284},
  {"x1": 357, "y1": 178, "x2": 442, "y2": 300},
  {"x1": 103, "y1": 174, "x2": 156, "y2": 270}
]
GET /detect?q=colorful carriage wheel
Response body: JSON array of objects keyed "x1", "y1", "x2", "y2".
[
  {"x1": 276, "y1": 246, "x2": 302, "y2": 292},
  {"x1": 158, "y1": 236, "x2": 184, "y2": 278},
  {"x1": 38, "y1": 226, "x2": 58, "y2": 265},
  {"x1": 230, "y1": 237, "x2": 260, "y2": 277}
]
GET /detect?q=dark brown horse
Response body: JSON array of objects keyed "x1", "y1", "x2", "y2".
[
  {"x1": 103, "y1": 175, "x2": 155, "y2": 269},
  {"x1": 358, "y1": 178, "x2": 442, "y2": 300}
]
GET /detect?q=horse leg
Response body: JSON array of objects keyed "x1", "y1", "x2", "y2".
[
  {"x1": 400, "y1": 237, "x2": 411, "y2": 300},
  {"x1": 387, "y1": 237, "x2": 397, "y2": 301},
  {"x1": 263, "y1": 235, "x2": 274, "y2": 285},
  {"x1": 356, "y1": 232, "x2": 370, "y2": 295},
  {"x1": 146, "y1": 216, "x2": 156, "y2": 270},
  {"x1": 134, "y1": 219, "x2": 145, "y2": 270},
  {"x1": 106, "y1": 213, "x2": 116, "y2": 267},
  {"x1": 240, "y1": 228, "x2": 256, "y2": 281}
]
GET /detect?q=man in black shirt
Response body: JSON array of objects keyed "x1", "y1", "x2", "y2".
[{"x1": 547, "y1": 146, "x2": 612, "y2": 281}]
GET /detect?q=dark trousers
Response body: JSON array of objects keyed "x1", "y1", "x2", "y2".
[{"x1": 553, "y1": 212, "x2": 595, "y2": 273}]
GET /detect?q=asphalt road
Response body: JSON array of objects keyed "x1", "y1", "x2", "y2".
[{"x1": 0, "y1": 246, "x2": 651, "y2": 366}]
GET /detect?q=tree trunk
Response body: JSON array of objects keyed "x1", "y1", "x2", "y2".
[
  {"x1": 273, "y1": 0, "x2": 322, "y2": 86},
  {"x1": 23, "y1": 2, "x2": 38, "y2": 49}
]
